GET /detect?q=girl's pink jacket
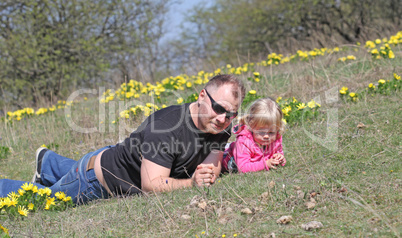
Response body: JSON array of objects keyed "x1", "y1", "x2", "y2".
[{"x1": 223, "y1": 124, "x2": 285, "y2": 173}]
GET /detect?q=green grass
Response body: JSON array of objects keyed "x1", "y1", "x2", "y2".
[{"x1": 0, "y1": 51, "x2": 401, "y2": 237}]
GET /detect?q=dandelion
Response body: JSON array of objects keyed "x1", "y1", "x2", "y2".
[
  {"x1": 276, "y1": 97, "x2": 282, "y2": 103},
  {"x1": 375, "y1": 39, "x2": 381, "y2": 44},
  {"x1": 248, "y1": 90, "x2": 256, "y2": 95},
  {"x1": 282, "y1": 106, "x2": 292, "y2": 116},
  {"x1": 222, "y1": 235, "x2": 226, "y2": 238},
  {"x1": 18, "y1": 205, "x2": 29, "y2": 217},
  {"x1": 394, "y1": 73, "x2": 401, "y2": 80},
  {"x1": 177, "y1": 97, "x2": 184, "y2": 104},
  {"x1": 378, "y1": 79, "x2": 386, "y2": 84},
  {"x1": 63, "y1": 196, "x2": 72, "y2": 202},
  {"x1": 307, "y1": 100, "x2": 317, "y2": 108},
  {"x1": 296, "y1": 103, "x2": 306, "y2": 110},
  {"x1": 0, "y1": 224, "x2": 9, "y2": 235},
  {"x1": 253, "y1": 72, "x2": 260, "y2": 77},
  {"x1": 388, "y1": 50, "x2": 395, "y2": 59},
  {"x1": 28, "y1": 203, "x2": 34, "y2": 210},
  {"x1": 46, "y1": 197, "x2": 56, "y2": 208},
  {"x1": 55, "y1": 191, "x2": 67, "y2": 200},
  {"x1": 368, "y1": 83, "x2": 375, "y2": 89},
  {"x1": 349, "y1": 92, "x2": 356, "y2": 98},
  {"x1": 18, "y1": 189, "x2": 25, "y2": 196},
  {"x1": 8, "y1": 191, "x2": 18, "y2": 200}
]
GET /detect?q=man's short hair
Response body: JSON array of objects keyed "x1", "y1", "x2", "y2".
[{"x1": 204, "y1": 74, "x2": 246, "y2": 101}]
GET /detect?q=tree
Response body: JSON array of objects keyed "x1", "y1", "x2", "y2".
[
  {"x1": 172, "y1": 0, "x2": 401, "y2": 68},
  {"x1": 0, "y1": 0, "x2": 172, "y2": 107}
]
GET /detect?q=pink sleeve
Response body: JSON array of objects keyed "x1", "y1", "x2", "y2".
[{"x1": 233, "y1": 139, "x2": 269, "y2": 173}]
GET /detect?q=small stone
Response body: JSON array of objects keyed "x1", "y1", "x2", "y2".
[
  {"x1": 357, "y1": 122, "x2": 366, "y2": 128},
  {"x1": 181, "y1": 214, "x2": 191, "y2": 220},
  {"x1": 297, "y1": 190, "x2": 305, "y2": 199},
  {"x1": 269, "y1": 181, "x2": 275, "y2": 188},
  {"x1": 338, "y1": 187, "x2": 347, "y2": 193},
  {"x1": 301, "y1": 221, "x2": 323, "y2": 231},
  {"x1": 260, "y1": 192, "x2": 269, "y2": 200},
  {"x1": 198, "y1": 201, "x2": 207, "y2": 210},
  {"x1": 276, "y1": 215, "x2": 292, "y2": 224},
  {"x1": 305, "y1": 201, "x2": 316, "y2": 209},
  {"x1": 241, "y1": 208, "x2": 253, "y2": 214},
  {"x1": 225, "y1": 207, "x2": 233, "y2": 213}
]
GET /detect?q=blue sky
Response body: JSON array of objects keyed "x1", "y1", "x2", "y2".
[{"x1": 163, "y1": 0, "x2": 208, "y2": 40}]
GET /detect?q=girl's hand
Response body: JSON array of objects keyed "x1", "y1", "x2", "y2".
[
  {"x1": 272, "y1": 153, "x2": 285, "y2": 164},
  {"x1": 266, "y1": 158, "x2": 280, "y2": 170}
]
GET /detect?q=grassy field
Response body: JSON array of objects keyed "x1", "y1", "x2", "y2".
[{"x1": 0, "y1": 45, "x2": 401, "y2": 237}]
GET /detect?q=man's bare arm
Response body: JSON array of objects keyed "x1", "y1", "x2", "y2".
[{"x1": 140, "y1": 150, "x2": 223, "y2": 193}]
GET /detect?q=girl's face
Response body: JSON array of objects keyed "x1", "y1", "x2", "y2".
[{"x1": 251, "y1": 124, "x2": 278, "y2": 146}]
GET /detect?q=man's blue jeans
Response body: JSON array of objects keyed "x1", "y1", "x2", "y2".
[{"x1": 0, "y1": 146, "x2": 111, "y2": 204}]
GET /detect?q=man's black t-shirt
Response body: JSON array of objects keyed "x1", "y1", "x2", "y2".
[{"x1": 101, "y1": 103, "x2": 231, "y2": 195}]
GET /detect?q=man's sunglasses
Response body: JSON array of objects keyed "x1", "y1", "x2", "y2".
[{"x1": 204, "y1": 89, "x2": 238, "y2": 119}]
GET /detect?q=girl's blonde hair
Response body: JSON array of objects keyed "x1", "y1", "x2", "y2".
[{"x1": 239, "y1": 97, "x2": 285, "y2": 134}]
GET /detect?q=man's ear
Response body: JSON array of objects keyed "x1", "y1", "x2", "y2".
[{"x1": 198, "y1": 89, "x2": 206, "y2": 101}]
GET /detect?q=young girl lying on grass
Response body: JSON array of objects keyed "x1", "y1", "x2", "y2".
[{"x1": 222, "y1": 97, "x2": 286, "y2": 173}]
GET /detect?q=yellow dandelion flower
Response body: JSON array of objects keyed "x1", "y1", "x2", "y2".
[
  {"x1": 177, "y1": 97, "x2": 184, "y2": 104},
  {"x1": 186, "y1": 82, "x2": 192, "y2": 88},
  {"x1": 8, "y1": 191, "x2": 18, "y2": 200},
  {"x1": 375, "y1": 39, "x2": 381, "y2": 44},
  {"x1": 292, "y1": 97, "x2": 297, "y2": 103},
  {"x1": 21, "y1": 182, "x2": 34, "y2": 191},
  {"x1": 388, "y1": 50, "x2": 395, "y2": 59},
  {"x1": 253, "y1": 72, "x2": 260, "y2": 77},
  {"x1": 63, "y1": 196, "x2": 72, "y2": 202},
  {"x1": 349, "y1": 92, "x2": 356, "y2": 97},
  {"x1": 55, "y1": 191, "x2": 67, "y2": 200},
  {"x1": 254, "y1": 77, "x2": 260, "y2": 82},
  {"x1": 43, "y1": 187, "x2": 52, "y2": 196},
  {"x1": 276, "y1": 97, "x2": 282, "y2": 103},
  {"x1": 378, "y1": 79, "x2": 386, "y2": 84},
  {"x1": 371, "y1": 49, "x2": 379, "y2": 55},
  {"x1": 248, "y1": 90, "x2": 256, "y2": 95},
  {"x1": 28, "y1": 203, "x2": 34, "y2": 210},
  {"x1": 297, "y1": 103, "x2": 306, "y2": 110},
  {"x1": 307, "y1": 100, "x2": 317, "y2": 108},
  {"x1": 393, "y1": 73, "x2": 400, "y2": 80},
  {"x1": 368, "y1": 83, "x2": 375, "y2": 88},
  {"x1": 18, "y1": 205, "x2": 29, "y2": 216},
  {"x1": 0, "y1": 224, "x2": 9, "y2": 235},
  {"x1": 18, "y1": 189, "x2": 25, "y2": 196}
]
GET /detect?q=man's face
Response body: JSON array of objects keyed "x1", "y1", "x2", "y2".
[{"x1": 197, "y1": 85, "x2": 240, "y2": 134}]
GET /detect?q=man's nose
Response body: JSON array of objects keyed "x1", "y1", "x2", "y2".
[{"x1": 216, "y1": 113, "x2": 227, "y2": 124}]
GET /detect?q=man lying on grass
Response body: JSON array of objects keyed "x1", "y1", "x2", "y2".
[{"x1": 0, "y1": 74, "x2": 245, "y2": 204}]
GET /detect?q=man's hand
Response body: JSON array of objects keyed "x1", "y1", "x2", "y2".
[{"x1": 192, "y1": 164, "x2": 216, "y2": 187}]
